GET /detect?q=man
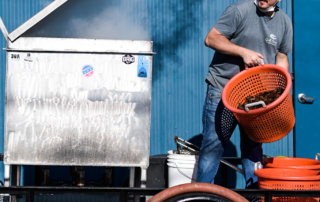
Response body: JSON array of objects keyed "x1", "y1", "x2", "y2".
[{"x1": 196, "y1": 0, "x2": 293, "y2": 188}]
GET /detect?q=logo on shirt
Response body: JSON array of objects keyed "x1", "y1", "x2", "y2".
[{"x1": 265, "y1": 34, "x2": 277, "y2": 46}]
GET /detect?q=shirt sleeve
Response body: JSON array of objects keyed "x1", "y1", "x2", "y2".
[
  {"x1": 213, "y1": 5, "x2": 242, "y2": 39},
  {"x1": 279, "y1": 18, "x2": 293, "y2": 54}
]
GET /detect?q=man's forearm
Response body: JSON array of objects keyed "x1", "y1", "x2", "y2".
[{"x1": 275, "y1": 52, "x2": 290, "y2": 71}]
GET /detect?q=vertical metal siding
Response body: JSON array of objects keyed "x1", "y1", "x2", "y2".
[{"x1": 147, "y1": 0, "x2": 207, "y2": 156}]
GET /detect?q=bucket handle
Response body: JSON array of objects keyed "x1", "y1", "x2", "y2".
[
  {"x1": 174, "y1": 136, "x2": 199, "y2": 154},
  {"x1": 172, "y1": 162, "x2": 196, "y2": 181},
  {"x1": 220, "y1": 159, "x2": 244, "y2": 175},
  {"x1": 244, "y1": 101, "x2": 266, "y2": 112}
]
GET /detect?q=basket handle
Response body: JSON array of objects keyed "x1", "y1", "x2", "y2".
[{"x1": 244, "y1": 101, "x2": 266, "y2": 112}]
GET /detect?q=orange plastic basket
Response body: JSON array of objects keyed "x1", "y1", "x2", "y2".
[
  {"x1": 255, "y1": 168, "x2": 320, "y2": 180},
  {"x1": 255, "y1": 168, "x2": 320, "y2": 201},
  {"x1": 264, "y1": 157, "x2": 320, "y2": 170},
  {"x1": 222, "y1": 64, "x2": 295, "y2": 143},
  {"x1": 255, "y1": 168, "x2": 320, "y2": 190}
]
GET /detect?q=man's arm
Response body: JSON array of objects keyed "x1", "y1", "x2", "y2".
[
  {"x1": 275, "y1": 52, "x2": 290, "y2": 71},
  {"x1": 205, "y1": 27, "x2": 264, "y2": 67}
]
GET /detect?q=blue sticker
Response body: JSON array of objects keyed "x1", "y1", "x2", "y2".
[
  {"x1": 137, "y1": 56, "x2": 149, "y2": 78},
  {"x1": 82, "y1": 65, "x2": 94, "y2": 77}
]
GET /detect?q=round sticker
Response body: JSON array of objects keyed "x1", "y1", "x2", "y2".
[{"x1": 82, "y1": 65, "x2": 94, "y2": 77}]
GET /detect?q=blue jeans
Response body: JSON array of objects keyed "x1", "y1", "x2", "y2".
[{"x1": 196, "y1": 84, "x2": 262, "y2": 188}]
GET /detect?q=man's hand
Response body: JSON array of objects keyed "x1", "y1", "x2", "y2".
[{"x1": 240, "y1": 49, "x2": 265, "y2": 68}]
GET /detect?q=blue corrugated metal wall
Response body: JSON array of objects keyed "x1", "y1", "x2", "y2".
[{"x1": 0, "y1": 0, "x2": 293, "y2": 188}]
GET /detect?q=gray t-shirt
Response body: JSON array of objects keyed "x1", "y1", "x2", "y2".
[{"x1": 206, "y1": 0, "x2": 293, "y2": 90}]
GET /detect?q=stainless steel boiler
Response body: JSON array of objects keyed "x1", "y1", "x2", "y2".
[{"x1": 4, "y1": 36, "x2": 153, "y2": 186}]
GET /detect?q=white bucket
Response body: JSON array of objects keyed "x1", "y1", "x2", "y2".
[{"x1": 167, "y1": 150, "x2": 198, "y2": 187}]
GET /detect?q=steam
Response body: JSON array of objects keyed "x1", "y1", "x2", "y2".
[
  {"x1": 25, "y1": 0, "x2": 150, "y2": 40},
  {"x1": 23, "y1": 0, "x2": 201, "y2": 81},
  {"x1": 69, "y1": 1, "x2": 150, "y2": 40}
]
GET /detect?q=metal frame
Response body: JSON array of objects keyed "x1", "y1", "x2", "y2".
[
  {"x1": 0, "y1": 186, "x2": 319, "y2": 202},
  {"x1": 7, "y1": 0, "x2": 68, "y2": 42},
  {"x1": 0, "y1": 17, "x2": 9, "y2": 41},
  {"x1": 7, "y1": 37, "x2": 155, "y2": 54}
]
